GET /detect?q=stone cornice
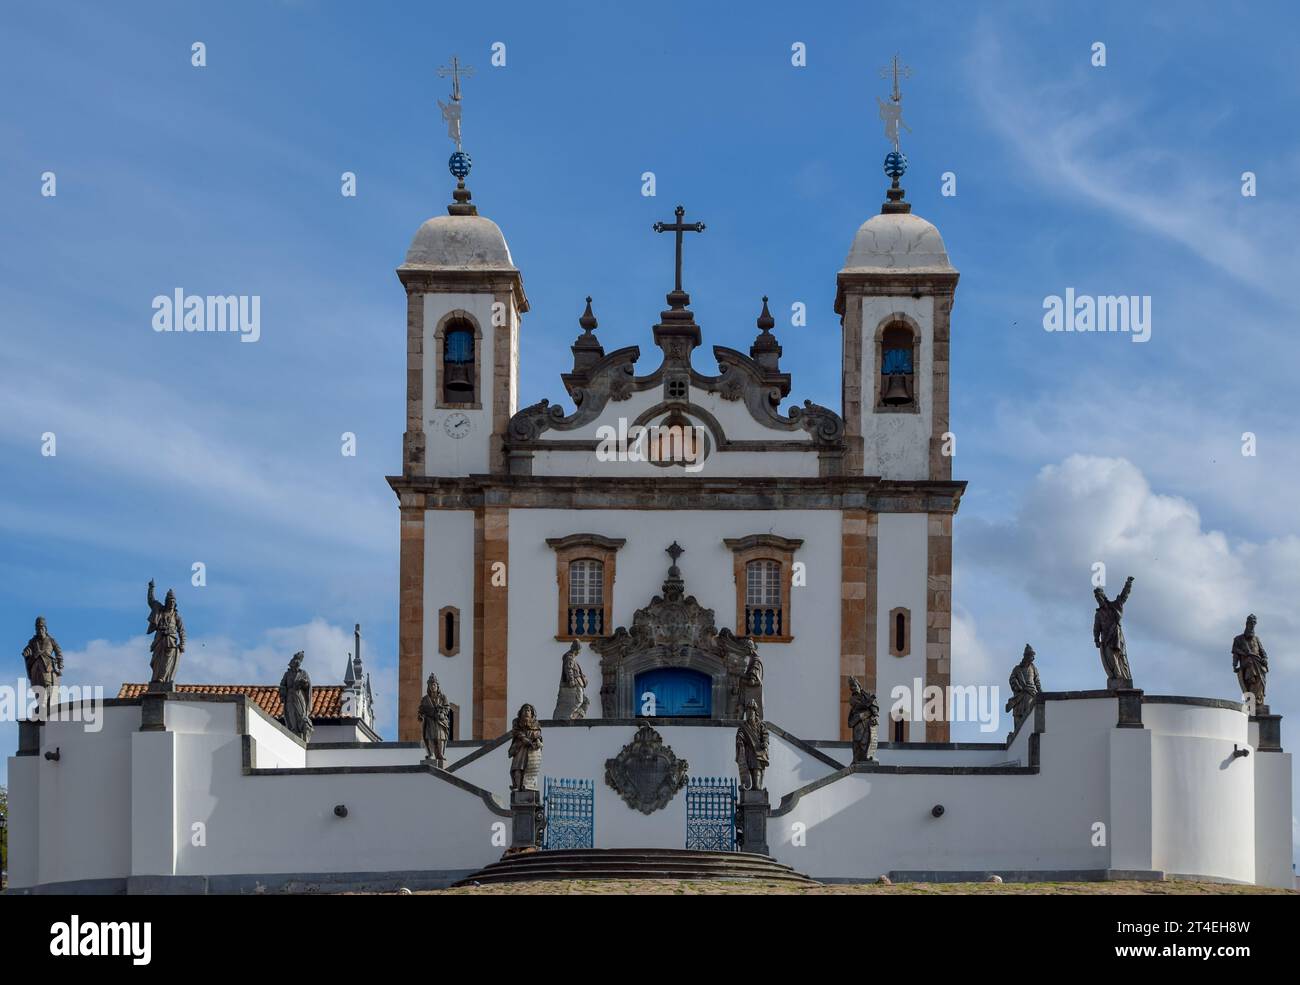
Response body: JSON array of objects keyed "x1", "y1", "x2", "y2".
[
  {"x1": 545, "y1": 532, "x2": 628, "y2": 551},
  {"x1": 722, "y1": 534, "x2": 805, "y2": 553},
  {"x1": 834, "y1": 270, "x2": 960, "y2": 315},
  {"x1": 387, "y1": 473, "x2": 967, "y2": 513},
  {"x1": 395, "y1": 266, "x2": 529, "y2": 313}
]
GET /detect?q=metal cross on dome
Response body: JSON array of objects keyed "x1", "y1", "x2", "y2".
[{"x1": 653, "y1": 205, "x2": 706, "y2": 295}]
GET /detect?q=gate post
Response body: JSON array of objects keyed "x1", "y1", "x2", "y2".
[
  {"x1": 736, "y1": 788, "x2": 770, "y2": 855},
  {"x1": 509, "y1": 789, "x2": 544, "y2": 851}
]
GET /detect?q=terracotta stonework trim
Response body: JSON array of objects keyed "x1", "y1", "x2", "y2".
[
  {"x1": 402, "y1": 292, "x2": 426, "y2": 477},
  {"x1": 723, "y1": 535, "x2": 804, "y2": 642},
  {"x1": 548, "y1": 534, "x2": 625, "y2": 641},
  {"x1": 397, "y1": 508, "x2": 425, "y2": 741},
  {"x1": 929, "y1": 291, "x2": 954, "y2": 481},
  {"x1": 839, "y1": 509, "x2": 872, "y2": 740},
  {"x1": 926, "y1": 512, "x2": 953, "y2": 742},
  {"x1": 476, "y1": 505, "x2": 510, "y2": 738},
  {"x1": 840, "y1": 299, "x2": 865, "y2": 473},
  {"x1": 490, "y1": 292, "x2": 517, "y2": 475}
]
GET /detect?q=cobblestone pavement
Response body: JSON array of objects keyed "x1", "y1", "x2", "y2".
[{"x1": 410, "y1": 879, "x2": 1295, "y2": 896}]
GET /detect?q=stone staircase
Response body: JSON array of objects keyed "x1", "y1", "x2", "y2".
[{"x1": 455, "y1": 848, "x2": 820, "y2": 887}]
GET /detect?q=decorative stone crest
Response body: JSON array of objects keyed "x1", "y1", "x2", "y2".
[{"x1": 604, "y1": 723, "x2": 690, "y2": 814}]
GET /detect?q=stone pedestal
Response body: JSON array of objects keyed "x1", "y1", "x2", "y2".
[
  {"x1": 1251, "y1": 713, "x2": 1282, "y2": 752},
  {"x1": 736, "y1": 788, "x2": 770, "y2": 856},
  {"x1": 140, "y1": 691, "x2": 169, "y2": 732},
  {"x1": 1115, "y1": 688, "x2": 1144, "y2": 729},
  {"x1": 510, "y1": 789, "x2": 544, "y2": 850}
]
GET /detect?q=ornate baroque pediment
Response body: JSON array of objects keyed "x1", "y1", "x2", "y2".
[
  {"x1": 604, "y1": 724, "x2": 690, "y2": 814},
  {"x1": 590, "y1": 543, "x2": 756, "y2": 720},
  {"x1": 502, "y1": 296, "x2": 845, "y2": 450}
]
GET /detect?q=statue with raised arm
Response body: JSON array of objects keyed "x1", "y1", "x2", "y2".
[
  {"x1": 1005, "y1": 644, "x2": 1041, "y2": 731},
  {"x1": 1231, "y1": 614, "x2": 1269, "y2": 711},
  {"x1": 508, "y1": 703, "x2": 543, "y2": 791},
  {"x1": 22, "y1": 616, "x2": 64, "y2": 721},
  {"x1": 736, "y1": 638, "x2": 764, "y2": 719},
  {"x1": 418, "y1": 672, "x2": 452, "y2": 766},
  {"x1": 735, "y1": 699, "x2": 770, "y2": 791},
  {"x1": 551, "y1": 641, "x2": 590, "y2": 720},
  {"x1": 1092, "y1": 576, "x2": 1134, "y2": 688},
  {"x1": 847, "y1": 676, "x2": 879, "y2": 763},
  {"x1": 146, "y1": 579, "x2": 185, "y2": 686},
  {"x1": 278, "y1": 651, "x2": 314, "y2": 742}
]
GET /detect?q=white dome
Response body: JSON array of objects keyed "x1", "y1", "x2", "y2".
[
  {"x1": 842, "y1": 211, "x2": 953, "y2": 273},
  {"x1": 401, "y1": 214, "x2": 515, "y2": 270}
]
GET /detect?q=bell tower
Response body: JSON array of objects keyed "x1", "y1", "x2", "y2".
[
  {"x1": 395, "y1": 58, "x2": 527, "y2": 479},
  {"x1": 835, "y1": 62, "x2": 957, "y2": 482},
  {"x1": 392, "y1": 58, "x2": 528, "y2": 742},
  {"x1": 835, "y1": 57, "x2": 960, "y2": 742}
]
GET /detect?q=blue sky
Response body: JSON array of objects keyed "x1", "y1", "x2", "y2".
[{"x1": 3, "y1": 1, "x2": 1298, "y2": 856}]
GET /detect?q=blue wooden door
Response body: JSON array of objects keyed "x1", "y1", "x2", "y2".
[{"x1": 635, "y1": 668, "x2": 712, "y2": 717}]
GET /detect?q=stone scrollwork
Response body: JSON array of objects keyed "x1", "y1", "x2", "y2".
[
  {"x1": 789, "y1": 399, "x2": 846, "y2": 446},
  {"x1": 507, "y1": 398, "x2": 566, "y2": 442}
]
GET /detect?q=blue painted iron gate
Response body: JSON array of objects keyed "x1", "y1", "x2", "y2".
[
  {"x1": 685, "y1": 776, "x2": 737, "y2": 851},
  {"x1": 543, "y1": 777, "x2": 594, "y2": 850}
]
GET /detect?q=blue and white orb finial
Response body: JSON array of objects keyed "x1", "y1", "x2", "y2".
[
  {"x1": 884, "y1": 150, "x2": 908, "y2": 182},
  {"x1": 449, "y1": 150, "x2": 472, "y2": 182}
]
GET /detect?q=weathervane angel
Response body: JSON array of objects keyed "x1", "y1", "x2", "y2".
[
  {"x1": 877, "y1": 54, "x2": 912, "y2": 151},
  {"x1": 436, "y1": 54, "x2": 474, "y2": 150}
]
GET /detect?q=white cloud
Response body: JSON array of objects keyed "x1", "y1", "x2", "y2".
[
  {"x1": 964, "y1": 454, "x2": 1298, "y2": 700},
  {"x1": 967, "y1": 24, "x2": 1300, "y2": 305}
]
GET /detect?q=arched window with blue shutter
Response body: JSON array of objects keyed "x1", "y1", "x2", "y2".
[
  {"x1": 441, "y1": 317, "x2": 477, "y2": 403},
  {"x1": 880, "y1": 323, "x2": 915, "y2": 406}
]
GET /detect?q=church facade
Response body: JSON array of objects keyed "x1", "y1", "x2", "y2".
[
  {"x1": 391, "y1": 174, "x2": 961, "y2": 746},
  {"x1": 7, "y1": 123, "x2": 1292, "y2": 894}
]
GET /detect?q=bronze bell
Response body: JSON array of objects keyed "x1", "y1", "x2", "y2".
[
  {"x1": 882, "y1": 372, "x2": 913, "y2": 405},
  {"x1": 444, "y1": 362, "x2": 473, "y2": 395}
]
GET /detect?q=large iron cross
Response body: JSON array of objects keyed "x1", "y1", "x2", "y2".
[{"x1": 653, "y1": 205, "x2": 706, "y2": 294}]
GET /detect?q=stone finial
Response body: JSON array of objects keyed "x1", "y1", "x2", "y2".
[
  {"x1": 570, "y1": 296, "x2": 605, "y2": 371},
  {"x1": 749, "y1": 296, "x2": 782, "y2": 371}
]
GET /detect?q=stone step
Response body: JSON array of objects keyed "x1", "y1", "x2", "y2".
[{"x1": 455, "y1": 848, "x2": 819, "y2": 887}]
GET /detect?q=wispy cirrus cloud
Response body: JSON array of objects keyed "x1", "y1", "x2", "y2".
[{"x1": 966, "y1": 23, "x2": 1300, "y2": 304}]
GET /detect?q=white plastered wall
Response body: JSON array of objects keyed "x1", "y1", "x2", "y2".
[
  {"x1": 423, "y1": 509, "x2": 476, "y2": 733},
  {"x1": 875, "y1": 512, "x2": 929, "y2": 730}
]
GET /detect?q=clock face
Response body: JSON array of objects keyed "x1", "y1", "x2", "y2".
[{"x1": 444, "y1": 412, "x2": 472, "y2": 439}]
